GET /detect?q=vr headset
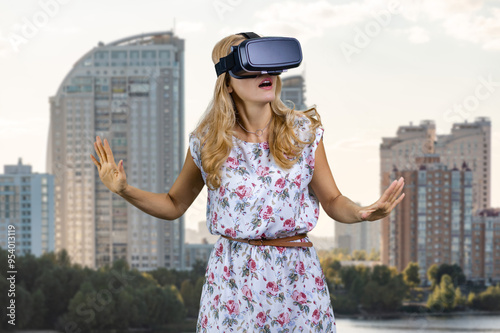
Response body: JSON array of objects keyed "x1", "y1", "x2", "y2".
[{"x1": 215, "y1": 32, "x2": 302, "y2": 79}]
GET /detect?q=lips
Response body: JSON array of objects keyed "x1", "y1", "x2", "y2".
[{"x1": 258, "y1": 77, "x2": 273, "y2": 89}]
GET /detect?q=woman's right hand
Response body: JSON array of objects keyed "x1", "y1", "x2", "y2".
[{"x1": 90, "y1": 136, "x2": 128, "y2": 195}]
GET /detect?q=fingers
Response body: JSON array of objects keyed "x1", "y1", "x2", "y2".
[
  {"x1": 90, "y1": 154, "x2": 101, "y2": 170},
  {"x1": 95, "y1": 136, "x2": 108, "y2": 163},
  {"x1": 379, "y1": 179, "x2": 397, "y2": 203},
  {"x1": 103, "y1": 138, "x2": 115, "y2": 163},
  {"x1": 388, "y1": 192, "x2": 405, "y2": 212},
  {"x1": 387, "y1": 177, "x2": 405, "y2": 203}
]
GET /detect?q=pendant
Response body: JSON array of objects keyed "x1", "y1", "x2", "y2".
[{"x1": 255, "y1": 129, "x2": 264, "y2": 137}]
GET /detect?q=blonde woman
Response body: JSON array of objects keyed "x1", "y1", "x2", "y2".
[{"x1": 91, "y1": 33, "x2": 405, "y2": 332}]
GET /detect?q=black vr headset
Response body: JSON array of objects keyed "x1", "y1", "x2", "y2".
[{"x1": 215, "y1": 32, "x2": 303, "y2": 79}]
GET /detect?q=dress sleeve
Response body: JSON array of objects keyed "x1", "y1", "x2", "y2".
[
  {"x1": 311, "y1": 123, "x2": 324, "y2": 158},
  {"x1": 188, "y1": 132, "x2": 203, "y2": 171},
  {"x1": 295, "y1": 115, "x2": 324, "y2": 180},
  {"x1": 295, "y1": 114, "x2": 324, "y2": 157}
]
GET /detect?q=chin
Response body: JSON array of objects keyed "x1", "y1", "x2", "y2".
[{"x1": 261, "y1": 91, "x2": 276, "y2": 103}]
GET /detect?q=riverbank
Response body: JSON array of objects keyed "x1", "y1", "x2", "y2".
[{"x1": 335, "y1": 309, "x2": 500, "y2": 320}]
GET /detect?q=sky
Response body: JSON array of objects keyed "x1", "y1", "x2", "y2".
[{"x1": 0, "y1": 0, "x2": 499, "y2": 239}]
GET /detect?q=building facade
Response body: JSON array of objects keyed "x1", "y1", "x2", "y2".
[
  {"x1": 0, "y1": 159, "x2": 55, "y2": 256},
  {"x1": 380, "y1": 118, "x2": 491, "y2": 269},
  {"x1": 389, "y1": 155, "x2": 473, "y2": 280},
  {"x1": 435, "y1": 117, "x2": 491, "y2": 211},
  {"x1": 46, "y1": 31, "x2": 186, "y2": 270},
  {"x1": 471, "y1": 208, "x2": 500, "y2": 283}
]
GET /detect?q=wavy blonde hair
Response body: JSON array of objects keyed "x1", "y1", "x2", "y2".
[{"x1": 192, "y1": 33, "x2": 323, "y2": 190}]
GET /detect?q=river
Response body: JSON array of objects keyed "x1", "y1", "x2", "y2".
[
  {"x1": 17, "y1": 314, "x2": 500, "y2": 332},
  {"x1": 336, "y1": 314, "x2": 500, "y2": 332}
]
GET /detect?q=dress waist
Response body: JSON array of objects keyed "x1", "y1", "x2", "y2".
[{"x1": 221, "y1": 233, "x2": 312, "y2": 247}]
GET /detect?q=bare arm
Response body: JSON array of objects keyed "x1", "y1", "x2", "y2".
[
  {"x1": 309, "y1": 139, "x2": 405, "y2": 223},
  {"x1": 91, "y1": 136, "x2": 205, "y2": 221}
]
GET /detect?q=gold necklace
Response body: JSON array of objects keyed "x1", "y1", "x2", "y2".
[{"x1": 236, "y1": 116, "x2": 272, "y2": 137}]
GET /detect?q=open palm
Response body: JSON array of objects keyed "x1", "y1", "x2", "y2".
[
  {"x1": 90, "y1": 136, "x2": 128, "y2": 194},
  {"x1": 359, "y1": 177, "x2": 405, "y2": 221}
]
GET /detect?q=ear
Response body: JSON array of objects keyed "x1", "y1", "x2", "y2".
[{"x1": 227, "y1": 83, "x2": 233, "y2": 93}]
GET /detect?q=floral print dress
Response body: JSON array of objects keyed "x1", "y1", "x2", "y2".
[{"x1": 189, "y1": 114, "x2": 336, "y2": 332}]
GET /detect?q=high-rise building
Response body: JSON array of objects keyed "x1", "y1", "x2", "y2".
[
  {"x1": 281, "y1": 75, "x2": 307, "y2": 110},
  {"x1": 435, "y1": 117, "x2": 491, "y2": 211},
  {"x1": 389, "y1": 155, "x2": 473, "y2": 279},
  {"x1": 46, "y1": 31, "x2": 186, "y2": 270},
  {"x1": 380, "y1": 120, "x2": 436, "y2": 264},
  {"x1": 472, "y1": 208, "x2": 500, "y2": 283},
  {"x1": 380, "y1": 118, "x2": 491, "y2": 268},
  {"x1": 0, "y1": 158, "x2": 55, "y2": 256}
]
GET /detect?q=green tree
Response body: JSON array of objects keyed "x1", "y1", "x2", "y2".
[
  {"x1": 180, "y1": 280, "x2": 196, "y2": 317},
  {"x1": 352, "y1": 250, "x2": 367, "y2": 261},
  {"x1": 29, "y1": 289, "x2": 47, "y2": 328},
  {"x1": 435, "y1": 263, "x2": 465, "y2": 287},
  {"x1": 453, "y1": 287, "x2": 467, "y2": 309},
  {"x1": 470, "y1": 284, "x2": 500, "y2": 311},
  {"x1": 403, "y1": 262, "x2": 421, "y2": 289},
  {"x1": 367, "y1": 248, "x2": 380, "y2": 261},
  {"x1": 427, "y1": 264, "x2": 438, "y2": 289},
  {"x1": 467, "y1": 291, "x2": 476, "y2": 307},
  {"x1": 427, "y1": 274, "x2": 455, "y2": 311},
  {"x1": 360, "y1": 266, "x2": 408, "y2": 313},
  {"x1": 150, "y1": 267, "x2": 177, "y2": 287},
  {"x1": 163, "y1": 284, "x2": 187, "y2": 323}
]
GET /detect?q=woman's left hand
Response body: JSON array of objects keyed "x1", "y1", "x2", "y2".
[{"x1": 358, "y1": 177, "x2": 405, "y2": 221}]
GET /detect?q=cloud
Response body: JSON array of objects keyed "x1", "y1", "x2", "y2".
[
  {"x1": 420, "y1": 0, "x2": 484, "y2": 21},
  {"x1": 0, "y1": 31, "x2": 12, "y2": 57},
  {"x1": 406, "y1": 0, "x2": 500, "y2": 50},
  {"x1": 252, "y1": 0, "x2": 500, "y2": 50},
  {"x1": 388, "y1": 25, "x2": 430, "y2": 44},
  {"x1": 253, "y1": 0, "x2": 394, "y2": 42},
  {"x1": 176, "y1": 20, "x2": 204, "y2": 35},
  {"x1": 441, "y1": 7, "x2": 500, "y2": 50},
  {"x1": 44, "y1": 25, "x2": 82, "y2": 36},
  {"x1": 407, "y1": 26, "x2": 430, "y2": 43}
]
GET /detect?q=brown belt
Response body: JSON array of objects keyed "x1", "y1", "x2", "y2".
[{"x1": 221, "y1": 233, "x2": 312, "y2": 247}]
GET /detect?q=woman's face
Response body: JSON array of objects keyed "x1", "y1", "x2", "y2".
[{"x1": 227, "y1": 74, "x2": 277, "y2": 106}]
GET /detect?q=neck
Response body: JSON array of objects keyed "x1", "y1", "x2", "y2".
[{"x1": 233, "y1": 99, "x2": 273, "y2": 132}]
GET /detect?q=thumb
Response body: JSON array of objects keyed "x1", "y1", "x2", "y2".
[{"x1": 119, "y1": 160, "x2": 125, "y2": 174}]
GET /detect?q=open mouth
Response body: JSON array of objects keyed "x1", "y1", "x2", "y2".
[{"x1": 258, "y1": 78, "x2": 272, "y2": 88}]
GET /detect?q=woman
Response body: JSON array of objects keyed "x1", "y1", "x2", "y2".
[{"x1": 91, "y1": 33, "x2": 405, "y2": 332}]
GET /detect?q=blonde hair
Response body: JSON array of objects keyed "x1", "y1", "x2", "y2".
[{"x1": 192, "y1": 33, "x2": 323, "y2": 190}]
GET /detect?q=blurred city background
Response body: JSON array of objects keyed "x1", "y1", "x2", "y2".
[{"x1": 0, "y1": 0, "x2": 499, "y2": 332}]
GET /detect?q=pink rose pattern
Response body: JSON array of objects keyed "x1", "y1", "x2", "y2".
[{"x1": 189, "y1": 115, "x2": 335, "y2": 332}]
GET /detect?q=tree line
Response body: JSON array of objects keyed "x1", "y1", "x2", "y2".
[
  {"x1": 0, "y1": 248, "x2": 205, "y2": 331},
  {"x1": 1, "y1": 247, "x2": 500, "y2": 331},
  {"x1": 320, "y1": 249, "x2": 500, "y2": 315}
]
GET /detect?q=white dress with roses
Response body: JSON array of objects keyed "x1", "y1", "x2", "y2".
[{"x1": 189, "y1": 114, "x2": 336, "y2": 332}]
